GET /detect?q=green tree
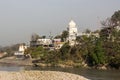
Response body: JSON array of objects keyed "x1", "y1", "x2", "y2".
[
  {"x1": 42, "y1": 35, "x2": 46, "y2": 39},
  {"x1": 54, "y1": 35, "x2": 61, "y2": 39},
  {"x1": 31, "y1": 33, "x2": 40, "y2": 41},
  {"x1": 60, "y1": 43, "x2": 71, "y2": 60},
  {"x1": 111, "y1": 10, "x2": 120, "y2": 26},
  {"x1": 85, "y1": 29, "x2": 91, "y2": 33},
  {"x1": 88, "y1": 39, "x2": 105, "y2": 66},
  {"x1": 61, "y1": 30, "x2": 69, "y2": 42},
  {"x1": 26, "y1": 46, "x2": 47, "y2": 58}
]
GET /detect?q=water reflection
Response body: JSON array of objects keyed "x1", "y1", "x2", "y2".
[{"x1": 0, "y1": 64, "x2": 25, "y2": 71}]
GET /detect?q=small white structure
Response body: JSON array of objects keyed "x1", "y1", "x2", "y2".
[
  {"x1": 14, "y1": 44, "x2": 28, "y2": 57},
  {"x1": 67, "y1": 20, "x2": 78, "y2": 46},
  {"x1": 19, "y1": 44, "x2": 27, "y2": 52}
]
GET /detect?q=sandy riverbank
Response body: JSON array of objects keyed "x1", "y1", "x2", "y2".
[{"x1": 0, "y1": 71, "x2": 89, "y2": 80}]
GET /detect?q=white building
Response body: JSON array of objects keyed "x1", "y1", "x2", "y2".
[
  {"x1": 14, "y1": 44, "x2": 28, "y2": 58},
  {"x1": 37, "y1": 39, "x2": 52, "y2": 46},
  {"x1": 67, "y1": 20, "x2": 78, "y2": 46}
]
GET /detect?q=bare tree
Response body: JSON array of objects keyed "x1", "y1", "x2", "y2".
[{"x1": 31, "y1": 33, "x2": 40, "y2": 41}]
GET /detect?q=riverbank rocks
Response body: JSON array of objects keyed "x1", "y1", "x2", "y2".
[
  {"x1": 0, "y1": 71, "x2": 89, "y2": 80},
  {"x1": 96, "y1": 65, "x2": 107, "y2": 70}
]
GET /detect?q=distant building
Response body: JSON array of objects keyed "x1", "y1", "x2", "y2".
[
  {"x1": 53, "y1": 39, "x2": 64, "y2": 49},
  {"x1": 66, "y1": 20, "x2": 100, "y2": 46},
  {"x1": 30, "y1": 37, "x2": 53, "y2": 47},
  {"x1": 37, "y1": 39, "x2": 52, "y2": 47},
  {"x1": 78, "y1": 32, "x2": 100, "y2": 38},
  {"x1": 14, "y1": 44, "x2": 28, "y2": 59},
  {"x1": 67, "y1": 20, "x2": 78, "y2": 46}
]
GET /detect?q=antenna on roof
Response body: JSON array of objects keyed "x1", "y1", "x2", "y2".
[{"x1": 49, "y1": 31, "x2": 53, "y2": 40}]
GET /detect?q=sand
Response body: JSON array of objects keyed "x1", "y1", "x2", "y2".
[{"x1": 0, "y1": 71, "x2": 89, "y2": 80}]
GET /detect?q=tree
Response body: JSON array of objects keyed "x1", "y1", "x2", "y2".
[
  {"x1": 106, "y1": 41, "x2": 120, "y2": 69},
  {"x1": 94, "y1": 40, "x2": 105, "y2": 65},
  {"x1": 88, "y1": 39, "x2": 105, "y2": 66},
  {"x1": 61, "y1": 30, "x2": 69, "y2": 42},
  {"x1": 111, "y1": 10, "x2": 120, "y2": 26},
  {"x1": 101, "y1": 18, "x2": 113, "y2": 28},
  {"x1": 54, "y1": 35, "x2": 61, "y2": 39},
  {"x1": 42, "y1": 35, "x2": 46, "y2": 39},
  {"x1": 100, "y1": 10, "x2": 120, "y2": 41},
  {"x1": 26, "y1": 46, "x2": 47, "y2": 58},
  {"x1": 60, "y1": 43, "x2": 71, "y2": 60},
  {"x1": 76, "y1": 36, "x2": 82, "y2": 44},
  {"x1": 100, "y1": 27, "x2": 112, "y2": 41},
  {"x1": 85, "y1": 29, "x2": 91, "y2": 33},
  {"x1": 31, "y1": 33, "x2": 40, "y2": 41}
]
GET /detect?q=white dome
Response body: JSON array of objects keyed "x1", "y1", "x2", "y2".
[{"x1": 69, "y1": 20, "x2": 76, "y2": 28}]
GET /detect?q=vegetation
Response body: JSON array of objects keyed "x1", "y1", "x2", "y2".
[
  {"x1": 61, "y1": 30, "x2": 69, "y2": 41},
  {"x1": 25, "y1": 10, "x2": 120, "y2": 69},
  {"x1": 0, "y1": 44, "x2": 22, "y2": 56},
  {"x1": 56, "y1": 30, "x2": 69, "y2": 42},
  {"x1": 1, "y1": 10, "x2": 120, "y2": 69}
]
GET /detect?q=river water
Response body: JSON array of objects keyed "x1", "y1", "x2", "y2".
[{"x1": 0, "y1": 64, "x2": 120, "y2": 80}]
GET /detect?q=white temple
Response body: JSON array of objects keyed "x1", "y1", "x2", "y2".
[
  {"x1": 67, "y1": 20, "x2": 78, "y2": 46},
  {"x1": 14, "y1": 44, "x2": 27, "y2": 56}
]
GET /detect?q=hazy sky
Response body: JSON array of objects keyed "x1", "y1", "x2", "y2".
[{"x1": 0, "y1": 0, "x2": 120, "y2": 46}]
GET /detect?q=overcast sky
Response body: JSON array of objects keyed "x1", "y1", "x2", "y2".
[{"x1": 0, "y1": 0, "x2": 120, "y2": 46}]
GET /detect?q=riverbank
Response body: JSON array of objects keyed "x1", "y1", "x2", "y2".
[
  {"x1": 0, "y1": 71, "x2": 89, "y2": 80},
  {"x1": 0, "y1": 56, "x2": 32, "y2": 66},
  {"x1": 0, "y1": 57, "x2": 115, "y2": 70}
]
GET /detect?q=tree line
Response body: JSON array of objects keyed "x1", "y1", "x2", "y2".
[
  {"x1": 1, "y1": 10, "x2": 119, "y2": 69},
  {"x1": 26, "y1": 10, "x2": 120, "y2": 69}
]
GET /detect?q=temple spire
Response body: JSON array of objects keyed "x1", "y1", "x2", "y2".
[{"x1": 69, "y1": 20, "x2": 76, "y2": 28}]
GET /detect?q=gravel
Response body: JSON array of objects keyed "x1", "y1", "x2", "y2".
[{"x1": 0, "y1": 71, "x2": 89, "y2": 80}]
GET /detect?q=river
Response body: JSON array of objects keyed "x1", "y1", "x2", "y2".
[{"x1": 0, "y1": 64, "x2": 120, "y2": 80}]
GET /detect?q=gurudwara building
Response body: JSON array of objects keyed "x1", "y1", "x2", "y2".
[{"x1": 67, "y1": 20, "x2": 78, "y2": 46}]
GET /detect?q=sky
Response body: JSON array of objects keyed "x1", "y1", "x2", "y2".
[{"x1": 0, "y1": 0, "x2": 120, "y2": 46}]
